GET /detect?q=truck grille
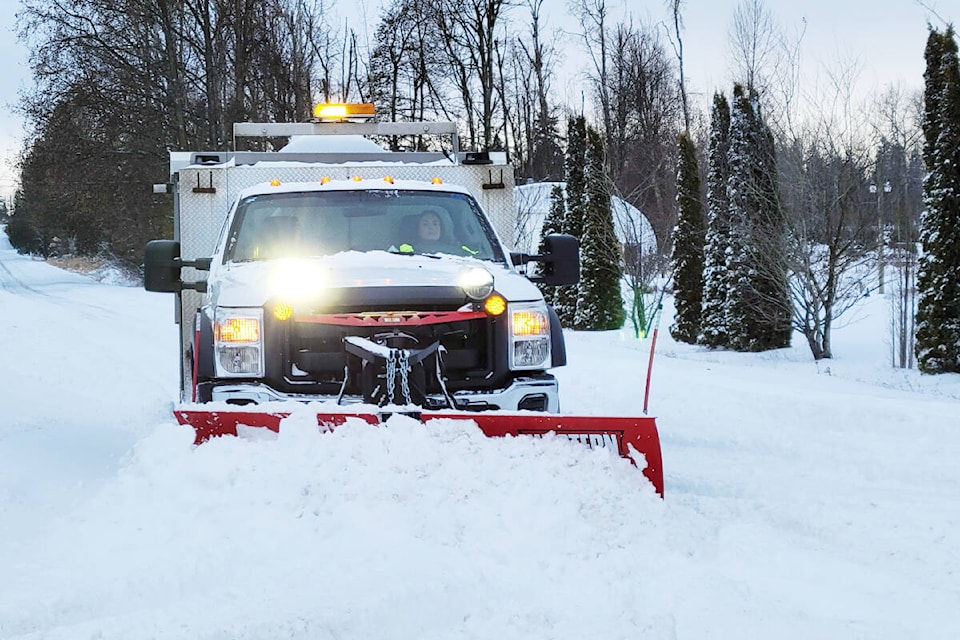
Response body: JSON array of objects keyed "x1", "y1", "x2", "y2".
[{"x1": 283, "y1": 311, "x2": 492, "y2": 390}]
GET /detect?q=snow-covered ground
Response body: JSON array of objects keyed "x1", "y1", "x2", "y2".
[{"x1": 1, "y1": 227, "x2": 958, "y2": 639}]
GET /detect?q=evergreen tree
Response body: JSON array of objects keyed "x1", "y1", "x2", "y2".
[
  {"x1": 575, "y1": 125, "x2": 624, "y2": 330},
  {"x1": 916, "y1": 26, "x2": 960, "y2": 374},
  {"x1": 700, "y1": 93, "x2": 732, "y2": 347},
  {"x1": 752, "y1": 90, "x2": 793, "y2": 350},
  {"x1": 725, "y1": 84, "x2": 791, "y2": 352},
  {"x1": 536, "y1": 184, "x2": 567, "y2": 306},
  {"x1": 531, "y1": 112, "x2": 566, "y2": 181},
  {"x1": 669, "y1": 130, "x2": 705, "y2": 344},
  {"x1": 555, "y1": 115, "x2": 588, "y2": 326},
  {"x1": 725, "y1": 86, "x2": 756, "y2": 351}
]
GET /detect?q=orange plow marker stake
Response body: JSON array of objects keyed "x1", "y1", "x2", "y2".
[{"x1": 174, "y1": 410, "x2": 663, "y2": 497}]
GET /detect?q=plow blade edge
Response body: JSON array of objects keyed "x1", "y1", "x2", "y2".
[{"x1": 174, "y1": 409, "x2": 663, "y2": 497}]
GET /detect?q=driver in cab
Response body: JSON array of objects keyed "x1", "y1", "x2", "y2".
[{"x1": 398, "y1": 209, "x2": 475, "y2": 256}]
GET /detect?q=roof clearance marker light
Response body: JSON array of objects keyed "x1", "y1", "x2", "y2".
[
  {"x1": 352, "y1": 175, "x2": 363, "y2": 182},
  {"x1": 270, "y1": 179, "x2": 281, "y2": 187},
  {"x1": 431, "y1": 177, "x2": 443, "y2": 184},
  {"x1": 273, "y1": 303, "x2": 293, "y2": 321},
  {"x1": 383, "y1": 176, "x2": 394, "y2": 184},
  {"x1": 484, "y1": 294, "x2": 507, "y2": 316},
  {"x1": 320, "y1": 176, "x2": 331, "y2": 184}
]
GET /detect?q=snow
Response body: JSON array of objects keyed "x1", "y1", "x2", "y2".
[
  {"x1": 214, "y1": 254, "x2": 535, "y2": 308},
  {"x1": 1, "y1": 226, "x2": 959, "y2": 639},
  {"x1": 515, "y1": 182, "x2": 658, "y2": 255},
  {"x1": 280, "y1": 134, "x2": 388, "y2": 154}
]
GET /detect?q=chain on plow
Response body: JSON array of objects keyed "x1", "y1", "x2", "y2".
[{"x1": 385, "y1": 348, "x2": 412, "y2": 405}]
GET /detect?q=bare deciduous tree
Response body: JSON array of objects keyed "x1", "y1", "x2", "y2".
[
  {"x1": 14, "y1": 0, "x2": 343, "y2": 264},
  {"x1": 777, "y1": 67, "x2": 879, "y2": 360},
  {"x1": 871, "y1": 84, "x2": 924, "y2": 368},
  {"x1": 512, "y1": 0, "x2": 563, "y2": 179},
  {"x1": 601, "y1": 21, "x2": 681, "y2": 253},
  {"x1": 433, "y1": 0, "x2": 514, "y2": 150},
  {"x1": 667, "y1": 0, "x2": 690, "y2": 131},
  {"x1": 368, "y1": 0, "x2": 455, "y2": 137},
  {"x1": 574, "y1": 0, "x2": 612, "y2": 145},
  {"x1": 727, "y1": 0, "x2": 781, "y2": 97}
]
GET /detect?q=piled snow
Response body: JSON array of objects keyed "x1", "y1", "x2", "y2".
[
  {"x1": 280, "y1": 134, "x2": 389, "y2": 154},
  {"x1": 514, "y1": 181, "x2": 658, "y2": 255},
  {"x1": 2, "y1": 414, "x2": 668, "y2": 639},
  {"x1": 83, "y1": 264, "x2": 140, "y2": 287},
  {"x1": 1, "y1": 228, "x2": 959, "y2": 639}
]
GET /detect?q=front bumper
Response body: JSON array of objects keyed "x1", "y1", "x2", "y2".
[{"x1": 208, "y1": 374, "x2": 559, "y2": 412}]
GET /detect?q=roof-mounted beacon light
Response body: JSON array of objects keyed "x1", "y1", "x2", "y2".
[{"x1": 313, "y1": 102, "x2": 376, "y2": 123}]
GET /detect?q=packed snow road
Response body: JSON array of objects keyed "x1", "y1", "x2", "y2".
[{"x1": 1, "y1": 227, "x2": 958, "y2": 639}]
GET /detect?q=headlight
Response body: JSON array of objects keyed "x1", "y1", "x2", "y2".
[
  {"x1": 214, "y1": 307, "x2": 264, "y2": 377},
  {"x1": 459, "y1": 267, "x2": 494, "y2": 300},
  {"x1": 269, "y1": 259, "x2": 327, "y2": 301},
  {"x1": 508, "y1": 302, "x2": 551, "y2": 370}
]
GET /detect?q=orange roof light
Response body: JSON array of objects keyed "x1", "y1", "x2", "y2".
[
  {"x1": 383, "y1": 176, "x2": 394, "y2": 184},
  {"x1": 313, "y1": 102, "x2": 376, "y2": 122},
  {"x1": 431, "y1": 177, "x2": 443, "y2": 185},
  {"x1": 320, "y1": 176, "x2": 331, "y2": 184},
  {"x1": 315, "y1": 104, "x2": 346, "y2": 119},
  {"x1": 270, "y1": 179, "x2": 282, "y2": 187},
  {"x1": 352, "y1": 175, "x2": 363, "y2": 182}
]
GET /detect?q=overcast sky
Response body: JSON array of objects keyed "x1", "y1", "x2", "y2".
[
  {"x1": 0, "y1": 0, "x2": 28, "y2": 203},
  {"x1": 0, "y1": 0, "x2": 952, "y2": 203}
]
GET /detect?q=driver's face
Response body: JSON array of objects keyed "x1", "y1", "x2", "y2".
[{"x1": 419, "y1": 213, "x2": 442, "y2": 241}]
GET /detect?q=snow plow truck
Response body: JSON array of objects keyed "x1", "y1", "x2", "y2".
[{"x1": 143, "y1": 103, "x2": 663, "y2": 496}]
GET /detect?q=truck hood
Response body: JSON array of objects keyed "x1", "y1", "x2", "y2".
[{"x1": 209, "y1": 251, "x2": 542, "y2": 308}]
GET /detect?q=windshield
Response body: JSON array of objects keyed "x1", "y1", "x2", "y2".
[{"x1": 223, "y1": 189, "x2": 505, "y2": 264}]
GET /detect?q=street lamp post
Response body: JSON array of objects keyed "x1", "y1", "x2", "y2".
[{"x1": 870, "y1": 180, "x2": 892, "y2": 294}]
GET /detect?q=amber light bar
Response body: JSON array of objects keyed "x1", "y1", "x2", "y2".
[{"x1": 313, "y1": 102, "x2": 376, "y2": 121}]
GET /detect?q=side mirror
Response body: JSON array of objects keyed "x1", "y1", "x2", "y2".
[
  {"x1": 144, "y1": 240, "x2": 211, "y2": 293},
  {"x1": 511, "y1": 233, "x2": 580, "y2": 286},
  {"x1": 144, "y1": 240, "x2": 182, "y2": 292}
]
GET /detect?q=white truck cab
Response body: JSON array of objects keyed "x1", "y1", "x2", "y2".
[{"x1": 145, "y1": 105, "x2": 579, "y2": 411}]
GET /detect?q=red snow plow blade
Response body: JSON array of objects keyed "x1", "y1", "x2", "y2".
[{"x1": 174, "y1": 409, "x2": 664, "y2": 497}]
